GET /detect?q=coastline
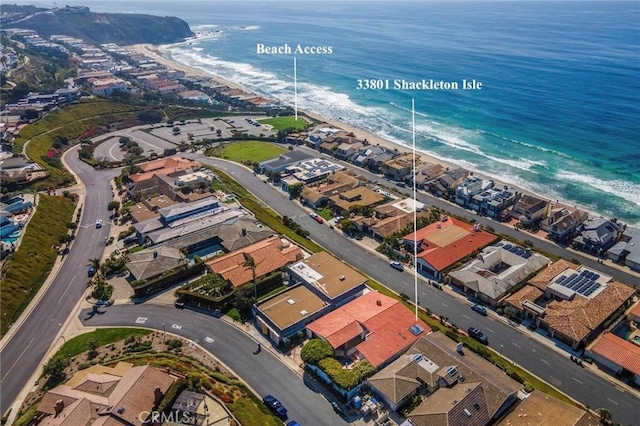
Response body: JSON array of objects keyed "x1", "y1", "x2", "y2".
[{"x1": 127, "y1": 43, "x2": 571, "y2": 212}]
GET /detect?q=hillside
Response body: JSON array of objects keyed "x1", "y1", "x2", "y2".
[{"x1": 2, "y1": 5, "x2": 193, "y2": 45}]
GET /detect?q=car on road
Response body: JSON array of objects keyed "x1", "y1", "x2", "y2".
[
  {"x1": 468, "y1": 327, "x2": 489, "y2": 344},
  {"x1": 390, "y1": 261, "x2": 404, "y2": 271},
  {"x1": 286, "y1": 422, "x2": 301, "y2": 426},
  {"x1": 263, "y1": 395, "x2": 288, "y2": 419},
  {"x1": 95, "y1": 219, "x2": 103, "y2": 228},
  {"x1": 310, "y1": 212, "x2": 323, "y2": 224},
  {"x1": 471, "y1": 304, "x2": 487, "y2": 316}
]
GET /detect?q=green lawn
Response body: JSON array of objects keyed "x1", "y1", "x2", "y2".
[
  {"x1": 318, "y1": 207, "x2": 333, "y2": 220},
  {"x1": 228, "y1": 397, "x2": 282, "y2": 426},
  {"x1": 207, "y1": 141, "x2": 288, "y2": 165},
  {"x1": 1, "y1": 195, "x2": 76, "y2": 336},
  {"x1": 56, "y1": 328, "x2": 151, "y2": 358},
  {"x1": 258, "y1": 116, "x2": 307, "y2": 131}
]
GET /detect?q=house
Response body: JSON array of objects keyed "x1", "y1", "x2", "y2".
[
  {"x1": 377, "y1": 333, "x2": 521, "y2": 423},
  {"x1": 588, "y1": 333, "x2": 640, "y2": 386},
  {"x1": 286, "y1": 251, "x2": 367, "y2": 305},
  {"x1": 257, "y1": 150, "x2": 314, "y2": 174},
  {"x1": 352, "y1": 146, "x2": 387, "y2": 168},
  {"x1": 510, "y1": 194, "x2": 550, "y2": 226},
  {"x1": 356, "y1": 198, "x2": 429, "y2": 241},
  {"x1": 607, "y1": 227, "x2": 640, "y2": 271},
  {"x1": 469, "y1": 185, "x2": 518, "y2": 219},
  {"x1": 504, "y1": 259, "x2": 635, "y2": 350},
  {"x1": 126, "y1": 246, "x2": 188, "y2": 281},
  {"x1": 206, "y1": 236, "x2": 303, "y2": 288},
  {"x1": 304, "y1": 126, "x2": 342, "y2": 149},
  {"x1": 36, "y1": 362, "x2": 174, "y2": 426},
  {"x1": 306, "y1": 291, "x2": 430, "y2": 368},
  {"x1": 404, "y1": 216, "x2": 496, "y2": 281},
  {"x1": 369, "y1": 210, "x2": 432, "y2": 242},
  {"x1": 365, "y1": 150, "x2": 396, "y2": 173},
  {"x1": 254, "y1": 284, "x2": 328, "y2": 345},
  {"x1": 425, "y1": 167, "x2": 470, "y2": 197},
  {"x1": 329, "y1": 186, "x2": 386, "y2": 215},
  {"x1": 334, "y1": 141, "x2": 364, "y2": 160},
  {"x1": 455, "y1": 176, "x2": 494, "y2": 207},
  {"x1": 449, "y1": 241, "x2": 550, "y2": 307},
  {"x1": 572, "y1": 216, "x2": 624, "y2": 256},
  {"x1": 299, "y1": 171, "x2": 360, "y2": 209},
  {"x1": 89, "y1": 77, "x2": 127, "y2": 96},
  {"x1": 128, "y1": 157, "x2": 203, "y2": 196},
  {"x1": 629, "y1": 301, "x2": 640, "y2": 324},
  {"x1": 413, "y1": 162, "x2": 446, "y2": 190},
  {"x1": 129, "y1": 194, "x2": 178, "y2": 223},
  {"x1": 540, "y1": 207, "x2": 588, "y2": 242},
  {"x1": 279, "y1": 158, "x2": 345, "y2": 190},
  {"x1": 0, "y1": 157, "x2": 45, "y2": 183},
  {"x1": 171, "y1": 390, "x2": 210, "y2": 426},
  {"x1": 497, "y1": 390, "x2": 599, "y2": 426},
  {"x1": 383, "y1": 153, "x2": 421, "y2": 181}
]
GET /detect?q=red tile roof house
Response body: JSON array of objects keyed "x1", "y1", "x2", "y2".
[
  {"x1": 403, "y1": 216, "x2": 497, "y2": 282},
  {"x1": 305, "y1": 292, "x2": 430, "y2": 369},
  {"x1": 206, "y1": 236, "x2": 303, "y2": 288},
  {"x1": 588, "y1": 333, "x2": 640, "y2": 386}
]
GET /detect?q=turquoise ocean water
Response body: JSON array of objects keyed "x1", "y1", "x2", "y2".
[{"x1": 39, "y1": 1, "x2": 640, "y2": 224}]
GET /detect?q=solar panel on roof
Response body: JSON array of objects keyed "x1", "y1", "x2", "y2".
[
  {"x1": 509, "y1": 246, "x2": 518, "y2": 253},
  {"x1": 504, "y1": 244, "x2": 513, "y2": 250},
  {"x1": 583, "y1": 283, "x2": 600, "y2": 296},
  {"x1": 522, "y1": 252, "x2": 532, "y2": 259},
  {"x1": 557, "y1": 276, "x2": 566, "y2": 284},
  {"x1": 593, "y1": 273, "x2": 600, "y2": 280},
  {"x1": 576, "y1": 280, "x2": 592, "y2": 293},
  {"x1": 515, "y1": 249, "x2": 524, "y2": 255}
]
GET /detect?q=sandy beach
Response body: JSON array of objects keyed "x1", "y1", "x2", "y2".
[{"x1": 127, "y1": 43, "x2": 564, "y2": 207}]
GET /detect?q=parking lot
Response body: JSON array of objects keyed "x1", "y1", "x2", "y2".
[{"x1": 91, "y1": 116, "x2": 277, "y2": 162}]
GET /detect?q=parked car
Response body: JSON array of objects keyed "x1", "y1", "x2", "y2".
[
  {"x1": 390, "y1": 261, "x2": 404, "y2": 271},
  {"x1": 286, "y1": 422, "x2": 301, "y2": 426},
  {"x1": 310, "y1": 212, "x2": 323, "y2": 223},
  {"x1": 95, "y1": 219, "x2": 103, "y2": 228},
  {"x1": 471, "y1": 304, "x2": 487, "y2": 316},
  {"x1": 87, "y1": 266, "x2": 96, "y2": 277},
  {"x1": 263, "y1": 395, "x2": 288, "y2": 420},
  {"x1": 174, "y1": 301, "x2": 185, "y2": 309},
  {"x1": 468, "y1": 327, "x2": 489, "y2": 344}
]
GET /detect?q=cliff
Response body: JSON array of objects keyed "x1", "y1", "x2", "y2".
[{"x1": 2, "y1": 6, "x2": 193, "y2": 45}]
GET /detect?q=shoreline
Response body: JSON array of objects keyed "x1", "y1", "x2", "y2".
[{"x1": 127, "y1": 43, "x2": 578, "y2": 215}]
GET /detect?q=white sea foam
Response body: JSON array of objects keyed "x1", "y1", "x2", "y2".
[{"x1": 556, "y1": 171, "x2": 640, "y2": 208}]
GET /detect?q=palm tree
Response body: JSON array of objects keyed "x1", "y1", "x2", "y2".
[
  {"x1": 88, "y1": 258, "x2": 100, "y2": 270},
  {"x1": 242, "y1": 254, "x2": 257, "y2": 299}
]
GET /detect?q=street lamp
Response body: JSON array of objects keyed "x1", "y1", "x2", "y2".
[
  {"x1": 500, "y1": 344, "x2": 504, "y2": 357},
  {"x1": 4, "y1": 313, "x2": 12, "y2": 328},
  {"x1": 162, "y1": 322, "x2": 166, "y2": 341}
]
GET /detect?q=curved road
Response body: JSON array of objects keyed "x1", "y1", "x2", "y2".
[
  {"x1": 79, "y1": 304, "x2": 347, "y2": 426},
  {"x1": 0, "y1": 148, "x2": 118, "y2": 413},
  {"x1": 189, "y1": 154, "x2": 638, "y2": 426}
]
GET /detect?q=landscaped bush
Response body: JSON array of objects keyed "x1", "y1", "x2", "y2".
[
  {"x1": 300, "y1": 339, "x2": 333, "y2": 366},
  {"x1": 154, "y1": 378, "x2": 188, "y2": 415},
  {"x1": 351, "y1": 360, "x2": 376, "y2": 382}
]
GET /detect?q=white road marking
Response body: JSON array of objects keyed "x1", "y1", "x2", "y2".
[
  {"x1": 441, "y1": 302, "x2": 448, "y2": 307},
  {"x1": 171, "y1": 324, "x2": 182, "y2": 330},
  {"x1": 205, "y1": 336, "x2": 214, "y2": 343},
  {"x1": 462, "y1": 314, "x2": 471, "y2": 319},
  {"x1": 606, "y1": 397, "x2": 618, "y2": 405},
  {"x1": 512, "y1": 342, "x2": 521, "y2": 348},
  {"x1": 486, "y1": 327, "x2": 494, "y2": 333},
  {"x1": 572, "y1": 377, "x2": 583, "y2": 384},
  {"x1": 540, "y1": 358, "x2": 551, "y2": 365},
  {"x1": 135, "y1": 317, "x2": 147, "y2": 324},
  {"x1": 0, "y1": 338, "x2": 34, "y2": 383}
]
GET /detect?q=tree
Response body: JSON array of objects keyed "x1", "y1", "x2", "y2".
[
  {"x1": 288, "y1": 183, "x2": 303, "y2": 199},
  {"x1": 88, "y1": 258, "x2": 101, "y2": 270},
  {"x1": 243, "y1": 254, "x2": 258, "y2": 299},
  {"x1": 43, "y1": 356, "x2": 69, "y2": 386},
  {"x1": 119, "y1": 136, "x2": 131, "y2": 145},
  {"x1": 108, "y1": 200, "x2": 120, "y2": 211},
  {"x1": 172, "y1": 126, "x2": 181, "y2": 135},
  {"x1": 87, "y1": 338, "x2": 99, "y2": 360},
  {"x1": 300, "y1": 339, "x2": 333, "y2": 365},
  {"x1": 597, "y1": 408, "x2": 612, "y2": 425}
]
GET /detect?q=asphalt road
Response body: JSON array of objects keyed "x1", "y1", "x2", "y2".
[
  {"x1": 0, "y1": 147, "x2": 119, "y2": 414},
  {"x1": 190, "y1": 154, "x2": 638, "y2": 426},
  {"x1": 79, "y1": 304, "x2": 348, "y2": 426}
]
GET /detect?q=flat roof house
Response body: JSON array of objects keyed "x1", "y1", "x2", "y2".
[
  {"x1": 449, "y1": 241, "x2": 550, "y2": 306},
  {"x1": 329, "y1": 186, "x2": 386, "y2": 214},
  {"x1": 258, "y1": 150, "x2": 314, "y2": 174},
  {"x1": 306, "y1": 292, "x2": 430, "y2": 368},
  {"x1": 254, "y1": 284, "x2": 328, "y2": 345},
  {"x1": 286, "y1": 251, "x2": 367, "y2": 305},
  {"x1": 404, "y1": 216, "x2": 496, "y2": 281}
]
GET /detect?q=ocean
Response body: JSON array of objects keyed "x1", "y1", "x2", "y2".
[{"x1": 32, "y1": 1, "x2": 640, "y2": 224}]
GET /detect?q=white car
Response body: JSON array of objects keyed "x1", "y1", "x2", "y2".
[{"x1": 95, "y1": 219, "x2": 103, "y2": 228}]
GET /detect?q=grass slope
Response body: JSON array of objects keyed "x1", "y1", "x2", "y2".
[
  {"x1": 57, "y1": 328, "x2": 152, "y2": 358},
  {"x1": 1, "y1": 195, "x2": 75, "y2": 336}
]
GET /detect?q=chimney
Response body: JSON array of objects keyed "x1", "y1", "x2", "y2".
[
  {"x1": 54, "y1": 399, "x2": 65, "y2": 415},
  {"x1": 376, "y1": 299, "x2": 382, "y2": 306},
  {"x1": 153, "y1": 250, "x2": 158, "y2": 258},
  {"x1": 241, "y1": 228, "x2": 247, "y2": 236}
]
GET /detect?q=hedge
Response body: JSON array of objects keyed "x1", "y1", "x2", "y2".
[
  {"x1": 153, "y1": 378, "x2": 188, "y2": 415},
  {"x1": 300, "y1": 339, "x2": 333, "y2": 366},
  {"x1": 316, "y1": 358, "x2": 375, "y2": 391}
]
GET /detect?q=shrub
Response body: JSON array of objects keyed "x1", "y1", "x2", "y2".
[
  {"x1": 300, "y1": 339, "x2": 333, "y2": 366},
  {"x1": 154, "y1": 379, "x2": 188, "y2": 415},
  {"x1": 318, "y1": 358, "x2": 359, "y2": 390}
]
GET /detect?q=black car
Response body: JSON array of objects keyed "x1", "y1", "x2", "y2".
[
  {"x1": 468, "y1": 327, "x2": 489, "y2": 344},
  {"x1": 263, "y1": 395, "x2": 288, "y2": 420}
]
